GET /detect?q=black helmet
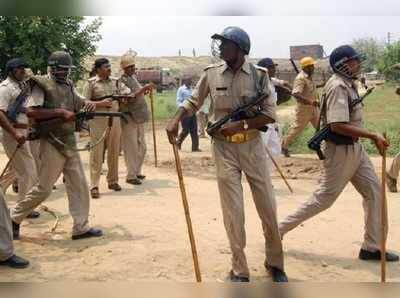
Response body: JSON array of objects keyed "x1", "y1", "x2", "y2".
[
  {"x1": 5, "y1": 58, "x2": 27, "y2": 74},
  {"x1": 211, "y1": 26, "x2": 251, "y2": 55},
  {"x1": 329, "y1": 45, "x2": 362, "y2": 79},
  {"x1": 48, "y1": 51, "x2": 75, "y2": 69}
]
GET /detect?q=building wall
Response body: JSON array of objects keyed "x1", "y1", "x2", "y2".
[{"x1": 290, "y1": 45, "x2": 324, "y2": 60}]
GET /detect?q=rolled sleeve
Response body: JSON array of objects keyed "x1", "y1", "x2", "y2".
[
  {"x1": 0, "y1": 85, "x2": 11, "y2": 112},
  {"x1": 292, "y1": 76, "x2": 305, "y2": 94},
  {"x1": 326, "y1": 86, "x2": 350, "y2": 124},
  {"x1": 184, "y1": 72, "x2": 210, "y2": 116}
]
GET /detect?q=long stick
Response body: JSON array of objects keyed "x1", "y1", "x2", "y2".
[
  {"x1": 381, "y1": 132, "x2": 388, "y2": 282},
  {"x1": 265, "y1": 146, "x2": 293, "y2": 193},
  {"x1": 0, "y1": 144, "x2": 21, "y2": 181},
  {"x1": 149, "y1": 90, "x2": 158, "y2": 167},
  {"x1": 171, "y1": 143, "x2": 202, "y2": 282}
]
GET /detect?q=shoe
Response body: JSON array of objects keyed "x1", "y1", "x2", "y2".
[
  {"x1": 12, "y1": 221, "x2": 20, "y2": 240},
  {"x1": 90, "y1": 187, "x2": 100, "y2": 199},
  {"x1": 72, "y1": 228, "x2": 103, "y2": 240},
  {"x1": 0, "y1": 255, "x2": 29, "y2": 269},
  {"x1": 228, "y1": 270, "x2": 249, "y2": 282},
  {"x1": 192, "y1": 148, "x2": 202, "y2": 152},
  {"x1": 281, "y1": 148, "x2": 291, "y2": 158},
  {"x1": 26, "y1": 211, "x2": 40, "y2": 219},
  {"x1": 52, "y1": 185, "x2": 57, "y2": 190},
  {"x1": 137, "y1": 175, "x2": 146, "y2": 180},
  {"x1": 359, "y1": 249, "x2": 399, "y2": 262},
  {"x1": 126, "y1": 178, "x2": 142, "y2": 185},
  {"x1": 108, "y1": 183, "x2": 122, "y2": 191},
  {"x1": 269, "y1": 266, "x2": 288, "y2": 282},
  {"x1": 386, "y1": 173, "x2": 398, "y2": 193}
]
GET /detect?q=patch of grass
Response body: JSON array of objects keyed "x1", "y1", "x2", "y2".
[
  {"x1": 282, "y1": 83, "x2": 400, "y2": 156},
  {"x1": 146, "y1": 90, "x2": 178, "y2": 119}
]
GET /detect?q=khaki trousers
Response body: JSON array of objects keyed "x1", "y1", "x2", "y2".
[
  {"x1": 89, "y1": 116, "x2": 121, "y2": 189},
  {"x1": 388, "y1": 152, "x2": 400, "y2": 179},
  {"x1": 11, "y1": 140, "x2": 90, "y2": 236},
  {"x1": 1, "y1": 130, "x2": 37, "y2": 204},
  {"x1": 279, "y1": 142, "x2": 386, "y2": 251},
  {"x1": 212, "y1": 136, "x2": 284, "y2": 277},
  {"x1": 0, "y1": 190, "x2": 13, "y2": 261},
  {"x1": 121, "y1": 119, "x2": 146, "y2": 180},
  {"x1": 282, "y1": 105, "x2": 319, "y2": 149}
]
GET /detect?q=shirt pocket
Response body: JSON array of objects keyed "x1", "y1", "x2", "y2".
[{"x1": 211, "y1": 88, "x2": 232, "y2": 111}]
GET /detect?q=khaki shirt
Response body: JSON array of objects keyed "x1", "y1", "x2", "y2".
[
  {"x1": 324, "y1": 74, "x2": 363, "y2": 128},
  {"x1": 119, "y1": 73, "x2": 149, "y2": 123},
  {"x1": 182, "y1": 61, "x2": 276, "y2": 124},
  {"x1": 292, "y1": 70, "x2": 318, "y2": 105},
  {"x1": 83, "y1": 76, "x2": 130, "y2": 112},
  {"x1": 0, "y1": 76, "x2": 29, "y2": 125}
]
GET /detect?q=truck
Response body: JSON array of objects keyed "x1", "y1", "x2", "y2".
[{"x1": 135, "y1": 67, "x2": 178, "y2": 93}]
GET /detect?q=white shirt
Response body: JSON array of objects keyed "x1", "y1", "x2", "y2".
[{"x1": 0, "y1": 76, "x2": 29, "y2": 124}]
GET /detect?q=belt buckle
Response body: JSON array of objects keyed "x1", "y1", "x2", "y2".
[{"x1": 230, "y1": 133, "x2": 246, "y2": 143}]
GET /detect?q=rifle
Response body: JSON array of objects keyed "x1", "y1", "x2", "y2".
[
  {"x1": 28, "y1": 111, "x2": 128, "y2": 140},
  {"x1": 92, "y1": 94, "x2": 136, "y2": 102},
  {"x1": 308, "y1": 87, "x2": 375, "y2": 160},
  {"x1": 206, "y1": 91, "x2": 269, "y2": 136},
  {"x1": 290, "y1": 59, "x2": 300, "y2": 74},
  {"x1": 7, "y1": 89, "x2": 29, "y2": 123}
]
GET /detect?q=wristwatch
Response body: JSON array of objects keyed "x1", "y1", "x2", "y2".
[{"x1": 242, "y1": 120, "x2": 249, "y2": 130}]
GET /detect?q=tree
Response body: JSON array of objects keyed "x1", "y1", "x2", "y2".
[
  {"x1": 351, "y1": 37, "x2": 385, "y2": 73},
  {"x1": 0, "y1": 16, "x2": 102, "y2": 81},
  {"x1": 377, "y1": 41, "x2": 400, "y2": 81}
]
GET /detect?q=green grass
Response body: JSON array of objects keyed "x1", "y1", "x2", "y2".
[
  {"x1": 280, "y1": 83, "x2": 400, "y2": 156},
  {"x1": 147, "y1": 90, "x2": 178, "y2": 119}
]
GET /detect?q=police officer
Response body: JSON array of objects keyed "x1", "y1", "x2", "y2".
[
  {"x1": 279, "y1": 45, "x2": 399, "y2": 263},
  {"x1": 10, "y1": 51, "x2": 105, "y2": 240},
  {"x1": 119, "y1": 53, "x2": 153, "y2": 185},
  {"x1": 0, "y1": 58, "x2": 39, "y2": 219},
  {"x1": 281, "y1": 57, "x2": 321, "y2": 157},
  {"x1": 84, "y1": 58, "x2": 130, "y2": 198},
  {"x1": 166, "y1": 27, "x2": 288, "y2": 282}
]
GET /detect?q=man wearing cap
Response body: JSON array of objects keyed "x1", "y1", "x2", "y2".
[
  {"x1": 119, "y1": 52, "x2": 154, "y2": 186},
  {"x1": 0, "y1": 58, "x2": 39, "y2": 219},
  {"x1": 281, "y1": 57, "x2": 321, "y2": 157},
  {"x1": 84, "y1": 58, "x2": 130, "y2": 198},
  {"x1": 279, "y1": 45, "x2": 399, "y2": 263},
  {"x1": 166, "y1": 27, "x2": 288, "y2": 282},
  {"x1": 10, "y1": 51, "x2": 106, "y2": 240}
]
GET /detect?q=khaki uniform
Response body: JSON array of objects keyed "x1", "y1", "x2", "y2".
[
  {"x1": 0, "y1": 190, "x2": 13, "y2": 261},
  {"x1": 279, "y1": 74, "x2": 386, "y2": 252},
  {"x1": 83, "y1": 76, "x2": 129, "y2": 189},
  {"x1": 182, "y1": 61, "x2": 284, "y2": 277},
  {"x1": 197, "y1": 97, "x2": 210, "y2": 137},
  {"x1": 119, "y1": 73, "x2": 149, "y2": 180},
  {"x1": 388, "y1": 153, "x2": 400, "y2": 180},
  {"x1": 11, "y1": 76, "x2": 92, "y2": 236},
  {"x1": 282, "y1": 71, "x2": 320, "y2": 149},
  {"x1": 0, "y1": 77, "x2": 38, "y2": 205}
]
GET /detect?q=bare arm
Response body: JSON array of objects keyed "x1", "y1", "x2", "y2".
[{"x1": 26, "y1": 107, "x2": 74, "y2": 121}]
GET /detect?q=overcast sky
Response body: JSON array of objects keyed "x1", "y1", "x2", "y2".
[
  {"x1": 85, "y1": 0, "x2": 399, "y2": 58},
  {"x1": 94, "y1": 16, "x2": 399, "y2": 58}
]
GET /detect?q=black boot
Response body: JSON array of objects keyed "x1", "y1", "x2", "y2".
[
  {"x1": 12, "y1": 221, "x2": 20, "y2": 240},
  {"x1": 0, "y1": 255, "x2": 29, "y2": 269},
  {"x1": 359, "y1": 249, "x2": 399, "y2": 262}
]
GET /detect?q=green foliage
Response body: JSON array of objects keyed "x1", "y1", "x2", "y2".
[
  {"x1": 377, "y1": 41, "x2": 400, "y2": 81},
  {"x1": 145, "y1": 90, "x2": 178, "y2": 119},
  {"x1": 351, "y1": 37, "x2": 385, "y2": 73},
  {"x1": 282, "y1": 84, "x2": 400, "y2": 157},
  {"x1": 0, "y1": 16, "x2": 102, "y2": 81}
]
